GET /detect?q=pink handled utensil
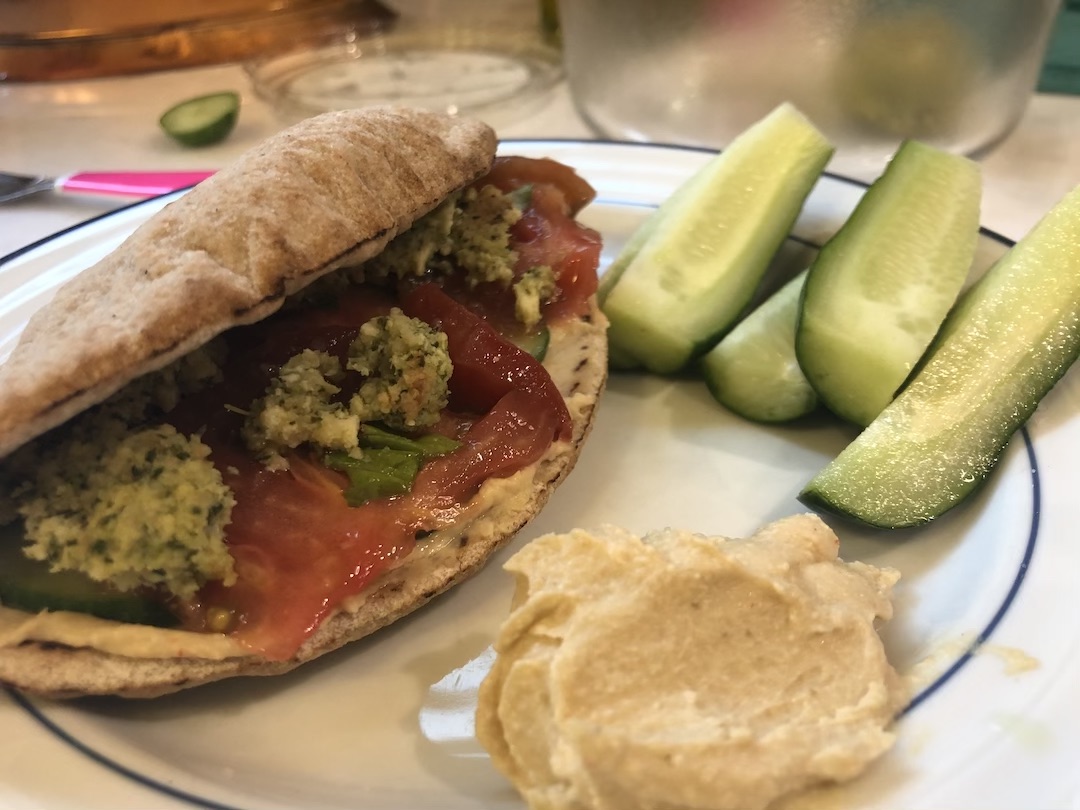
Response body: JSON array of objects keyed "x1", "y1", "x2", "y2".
[
  {"x1": 0, "y1": 169, "x2": 216, "y2": 203},
  {"x1": 59, "y1": 170, "x2": 216, "y2": 197}
]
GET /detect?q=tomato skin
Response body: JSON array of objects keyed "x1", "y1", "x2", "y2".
[
  {"x1": 402, "y1": 282, "x2": 572, "y2": 442},
  {"x1": 178, "y1": 157, "x2": 594, "y2": 660},
  {"x1": 481, "y1": 156, "x2": 596, "y2": 215},
  {"x1": 198, "y1": 451, "x2": 418, "y2": 660},
  {"x1": 512, "y1": 182, "x2": 602, "y2": 321}
]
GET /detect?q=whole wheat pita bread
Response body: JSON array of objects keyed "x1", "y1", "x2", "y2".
[
  {"x1": 0, "y1": 108, "x2": 608, "y2": 698},
  {"x1": 0, "y1": 107, "x2": 497, "y2": 460}
]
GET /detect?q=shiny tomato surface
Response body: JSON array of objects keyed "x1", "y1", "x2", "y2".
[{"x1": 180, "y1": 157, "x2": 596, "y2": 659}]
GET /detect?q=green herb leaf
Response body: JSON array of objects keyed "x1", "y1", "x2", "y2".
[
  {"x1": 326, "y1": 426, "x2": 462, "y2": 506},
  {"x1": 506, "y1": 183, "x2": 535, "y2": 211},
  {"x1": 360, "y1": 423, "x2": 461, "y2": 458},
  {"x1": 324, "y1": 449, "x2": 422, "y2": 507}
]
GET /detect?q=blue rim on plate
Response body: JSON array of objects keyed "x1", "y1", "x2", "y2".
[{"x1": 0, "y1": 138, "x2": 1036, "y2": 810}]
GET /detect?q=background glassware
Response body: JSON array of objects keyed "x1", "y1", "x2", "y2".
[
  {"x1": 0, "y1": 0, "x2": 392, "y2": 82},
  {"x1": 246, "y1": 0, "x2": 562, "y2": 126},
  {"x1": 559, "y1": 0, "x2": 1062, "y2": 175}
]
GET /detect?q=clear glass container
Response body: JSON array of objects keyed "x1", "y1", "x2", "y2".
[
  {"x1": 559, "y1": 0, "x2": 1061, "y2": 175},
  {"x1": 246, "y1": 0, "x2": 563, "y2": 126}
]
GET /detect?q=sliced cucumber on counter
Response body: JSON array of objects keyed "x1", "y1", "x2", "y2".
[
  {"x1": 701, "y1": 271, "x2": 817, "y2": 422},
  {"x1": 160, "y1": 91, "x2": 240, "y2": 147},
  {"x1": 796, "y1": 140, "x2": 981, "y2": 426},
  {"x1": 800, "y1": 184, "x2": 1080, "y2": 529},
  {"x1": 0, "y1": 536, "x2": 176, "y2": 626},
  {"x1": 600, "y1": 103, "x2": 834, "y2": 374}
]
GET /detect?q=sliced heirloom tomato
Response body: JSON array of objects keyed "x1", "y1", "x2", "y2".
[
  {"x1": 197, "y1": 451, "x2": 416, "y2": 660},
  {"x1": 194, "y1": 281, "x2": 571, "y2": 659},
  {"x1": 482, "y1": 156, "x2": 597, "y2": 215},
  {"x1": 402, "y1": 282, "x2": 572, "y2": 441},
  {"x1": 483, "y1": 156, "x2": 603, "y2": 322}
]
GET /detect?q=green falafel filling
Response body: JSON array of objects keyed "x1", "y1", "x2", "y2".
[
  {"x1": 20, "y1": 424, "x2": 236, "y2": 600},
  {"x1": 243, "y1": 310, "x2": 452, "y2": 469}
]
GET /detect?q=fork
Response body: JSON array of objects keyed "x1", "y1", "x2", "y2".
[{"x1": 0, "y1": 170, "x2": 216, "y2": 203}]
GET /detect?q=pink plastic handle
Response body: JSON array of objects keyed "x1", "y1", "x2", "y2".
[{"x1": 58, "y1": 170, "x2": 216, "y2": 197}]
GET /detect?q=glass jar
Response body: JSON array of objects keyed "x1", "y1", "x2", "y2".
[{"x1": 559, "y1": 0, "x2": 1061, "y2": 175}]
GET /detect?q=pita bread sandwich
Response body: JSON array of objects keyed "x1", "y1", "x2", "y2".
[{"x1": 0, "y1": 107, "x2": 608, "y2": 698}]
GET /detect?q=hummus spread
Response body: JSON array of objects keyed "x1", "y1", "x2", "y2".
[{"x1": 475, "y1": 514, "x2": 904, "y2": 810}]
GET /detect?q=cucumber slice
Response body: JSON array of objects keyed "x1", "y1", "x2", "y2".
[
  {"x1": 0, "y1": 535, "x2": 176, "y2": 626},
  {"x1": 596, "y1": 163, "x2": 712, "y2": 307},
  {"x1": 796, "y1": 140, "x2": 981, "y2": 426},
  {"x1": 799, "y1": 184, "x2": 1080, "y2": 528},
  {"x1": 508, "y1": 325, "x2": 550, "y2": 361},
  {"x1": 701, "y1": 271, "x2": 817, "y2": 422},
  {"x1": 600, "y1": 103, "x2": 834, "y2": 374},
  {"x1": 160, "y1": 91, "x2": 240, "y2": 147}
]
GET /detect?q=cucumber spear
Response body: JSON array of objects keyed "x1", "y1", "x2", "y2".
[
  {"x1": 601, "y1": 103, "x2": 833, "y2": 374},
  {"x1": 801, "y1": 184, "x2": 1080, "y2": 528}
]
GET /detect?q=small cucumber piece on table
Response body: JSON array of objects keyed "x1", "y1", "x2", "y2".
[
  {"x1": 160, "y1": 91, "x2": 240, "y2": 147},
  {"x1": 0, "y1": 537, "x2": 176, "y2": 626},
  {"x1": 600, "y1": 103, "x2": 834, "y2": 374},
  {"x1": 701, "y1": 270, "x2": 818, "y2": 422},
  {"x1": 799, "y1": 184, "x2": 1080, "y2": 529},
  {"x1": 796, "y1": 140, "x2": 981, "y2": 426}
]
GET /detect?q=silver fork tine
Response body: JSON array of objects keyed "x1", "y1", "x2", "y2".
[{"x1": 0, "y1": 172, "x2": 55, "y2": 203}]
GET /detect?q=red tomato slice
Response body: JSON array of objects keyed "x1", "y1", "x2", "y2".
[
  {"x1": 413, "y1": 388, "x2": 560, "y2": 508},
  {"x1": 511, "y1": 182, "x2": 602, "y2": 321},
  {"x1": 402, "y1": 282, "x2": 572, "y2": 442},
  {"x1": 481, "y1": 155, "x2": 596, "y2": 215},
  {"x1": 199, "y1": 451, "x2": 419, "y2": 660},
  {"x1": 178, "y1": 157, "x2": 593, "y2": 660},
  {"x1": 198, "y1": 389, "x2": 559, "y2": 660}
]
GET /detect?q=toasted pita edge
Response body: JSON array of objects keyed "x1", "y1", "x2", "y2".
[
  {"x1": 0, "y1": 302, "x2": 607, "y2": 698},
  {"x1": 0, "y1": 107, "x2": 497, "y2": 460}
]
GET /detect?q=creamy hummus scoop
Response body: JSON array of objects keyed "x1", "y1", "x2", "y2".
[{"x1": 476, "y1": 514, "x2": 904, "y2": 810}]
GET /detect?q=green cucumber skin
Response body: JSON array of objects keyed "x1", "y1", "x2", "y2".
[
  {"x1": 796, "y1": 141, "x2": 981, "y2": 427},
  {"x1": 602, "y1": 104, "x2": 834, "y2": 374},
  {"x1": 0, "y1": 537, "x2": 176, "y2": 626},
  {"x1": 509, "y1": 325, "x2": 550, "y2": 361},
  {"x1": 799, "y1": 184, "x2": 1080, "y2": 529},
  {"x1": 701, "y1": 271, "x2": 818, "y2": 423},
  {"x1": 160, "y1": 92, "x2": 239, "y2": 134}
]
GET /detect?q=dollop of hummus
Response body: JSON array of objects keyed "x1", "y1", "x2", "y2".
[{"x1": 475, "y1": 514, "x2": 904, "y2": 810}]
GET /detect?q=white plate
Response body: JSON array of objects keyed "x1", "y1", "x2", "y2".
[{"x1": 1, "y1": 140, "x2": 1078, "y2": 810}]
